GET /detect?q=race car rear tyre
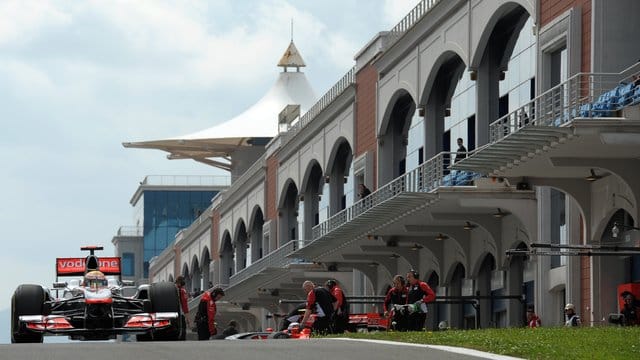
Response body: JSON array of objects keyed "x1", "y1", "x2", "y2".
[
  {"x1": 148, "y1": 282, "x2": 182, "y2": 341},
  {"x1": 11, "y1": 284, "x2": 46, "y2": 343}
]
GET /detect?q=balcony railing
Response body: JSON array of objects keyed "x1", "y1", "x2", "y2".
[
  {"x1": 312, "y1": 151, "x2": 479, "y2": 239},
  {"x1": 490, "y1": 62, "x2": 640, "y2": 143},
  {"x1": 140, "y1": 175, "x2": 231, "y2": 187},
  {"x1": 228, "y1": 240, "x2": 306, "y2": 286}
]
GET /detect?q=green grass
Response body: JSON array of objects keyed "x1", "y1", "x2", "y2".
[{"x1": 329, "y1": 327, "x2": 640, "y2": 359}]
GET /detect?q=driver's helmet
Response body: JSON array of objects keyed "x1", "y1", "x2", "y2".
[
  {"x1": 84, "y1": 270, "x2": 108, "y2": 290},
  {"x1": 287, "y1": 322, "x2": 301, "y2": 332}
]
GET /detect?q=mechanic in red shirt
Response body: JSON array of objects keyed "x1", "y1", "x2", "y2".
[
  {"x1": 406, "y1": 270, "x2": 436, "y2": 331},
  {"x1": 326, "y1": 279, "x2": 349, "y2": 333},
  {"x1": 300, "y1": 280, "x2": 336, "y2": 335},
  {"x1": 195, "y1": 286, "x2": 224, "y2": 340},
  {"x1": 384, "y1": 275, "x2": 409, "y2": 331},
  {"x1": 175, "y1": 276, "x2": 190, "y2": 340}
]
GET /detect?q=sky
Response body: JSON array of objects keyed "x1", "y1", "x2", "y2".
[{"x1": 0, "y1": 0, "x2": 419, "y2": 319}]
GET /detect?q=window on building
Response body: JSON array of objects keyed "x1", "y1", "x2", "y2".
[{"x1": 122, "y1": 253, "x2": 135, "y2": 277}]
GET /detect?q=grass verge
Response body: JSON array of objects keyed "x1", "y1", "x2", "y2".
[{"x1": 330, "y1": 326, "x2": 640, "y2": 359}]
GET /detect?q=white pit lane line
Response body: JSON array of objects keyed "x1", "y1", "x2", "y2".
[{"x1": 328, "y1": 338, "x2": 523, "y2": 360}]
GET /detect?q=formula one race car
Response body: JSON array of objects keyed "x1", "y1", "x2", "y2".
[{"x1": 11, "y1": 246, "x2": 184, "y2": 343}]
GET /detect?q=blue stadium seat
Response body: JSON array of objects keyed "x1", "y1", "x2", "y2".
[
  {"x1": 618, "y1": 82, "x2": 636, "y2": 107},
  {"x1": 579, "y1": 103, "x2": 591, "y2": 117},
  {"x1": 632, "y1": 86, "x2": 640, "y2": 106}
]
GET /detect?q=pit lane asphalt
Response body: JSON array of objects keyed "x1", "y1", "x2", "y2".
[{"x1": 0, "y1": 338, "x2": 521, "y2": 360}]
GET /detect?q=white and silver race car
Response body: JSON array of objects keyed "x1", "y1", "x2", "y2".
[{"x1": 11, "y1": 246, "x2": 184, "y2": 343}]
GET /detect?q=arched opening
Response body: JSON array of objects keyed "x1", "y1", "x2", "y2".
[
  {"x1": 475, "y1": 253, "x2": 496, "y2": 328},
  {"x1": 300, "y1": 161, "x2": 324, "y2": 241},
  {"x1": 422, "y1": 53, "x2": 468, "y2": 161},
  {"x1": 220, "y1": 232, "x2": 234, "y2": 285},
  {"x1": 249, "y1": 206, "x2": 264, "y2": 263},
  {"x1": 506, "y1": 242, "x2": 531, "y2": 327},
  {"x1": 473, "y1": 4, "x2": 533, "y2": 146},
  {"x1": 201, "y1": 247, "x2": 211, "y2": 290},
  {"x1": 425, "y1": 271, "x2": 440, "y2": 330},
  {"x1": 598, "y1": 209, "x2": 637, "y2": 323},
  {"x1": 326, "y1": 140, "x2": 353, "y2": 215},
  {"x1": 234, "y1": 220, "x2": 248, "y2": 272},
  {"x1": 278, "y1": 180, "x2": 299, "y2": 245},
  {"x1": 181, "y1": 263, "x2": 191, "y2": 294},
  {"x1": 378, "y1": 91, "x2": 415, "y2": 186},
  {"x1": 446, "y1": 263, "x2": 466, "y2": 329},
  {"x1": 191, "y1": 256, "x2": 201, "y2": 296}
]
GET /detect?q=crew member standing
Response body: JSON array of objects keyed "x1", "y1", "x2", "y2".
[
  {"x1": 196, "y1": 287, "x2": 225, "y2": 340},
  {"x1": 326, "y1": 279, "x2": 349, "y2": 333},
  {"x1": 175, "y1": 276, "x2": 190, "y2": 340},
  {"x1": 406, "y1": 270, "x2": 436, "y2": 331},
  {"x1": 300, "y1": 280, "x2": 336, "y2": 335}
]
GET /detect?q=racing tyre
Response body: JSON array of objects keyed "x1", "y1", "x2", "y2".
[
  {"x1": 11, "y1": 284, "x2": 46, "y2": 343},
  {"x1": 148, "y1": 282, "x2": 182, "y2": 341}
]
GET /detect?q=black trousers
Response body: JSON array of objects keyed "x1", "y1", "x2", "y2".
[
  {"x1": 408, "y1": 313, "x2": 427, "y2": 331},
  {"x1": 332, "y1": 314, "x2": 349, "y2": 334},
  {"x1": 179, "y1": 315, "x2": 187, "y2": 340},
  {"x1": 312, "y1": 316, "x2": 332, "y2": 335},
  {"x1": 197, "y1": 322, "x2": 210, "y2": 340}
]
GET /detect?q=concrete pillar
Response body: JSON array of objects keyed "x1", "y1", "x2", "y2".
[{"x1": 475, "y1": 46, "x2": 501, "y2": 146}]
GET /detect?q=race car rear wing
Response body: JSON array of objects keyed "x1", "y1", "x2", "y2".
[{"x1": 56, "y1": 257, "x2": 122, "y2": 277}]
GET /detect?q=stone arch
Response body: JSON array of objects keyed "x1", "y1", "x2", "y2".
[
  {"x1": 420, "y1": 51, "x2": 468, "y2": 159},
  {"x1": 469, "y1": 2, "x2": 532, "y2": 147},
  {"x1": 470, "y1": 1, "x2": 534, "y2": 70}
]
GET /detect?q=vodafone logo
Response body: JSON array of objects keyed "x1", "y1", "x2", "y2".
[{"x1": 56, "y1": 257, "x2": 121, "y2": 275}]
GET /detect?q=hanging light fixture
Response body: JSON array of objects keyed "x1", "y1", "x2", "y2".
[
  {"x1": 585, "y1": 169, "x2": 602, "y2": 182},
  {"x1": 435, "y1": 233, "x2": 448, "y2": 241},
  {"x1": 463, "y1": 221, "x2": 476, "y2": 230},
  {"x1": 389, "y1": 253, "x2": 400, "y2": 259},
  {"x1": 411, "y1": 243, "x2": 423, "y2": 251},
  {"x1": 492, "y1": 208, "x2": 509, "y2": 218}
]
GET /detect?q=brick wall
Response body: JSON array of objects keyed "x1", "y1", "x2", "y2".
[
  {"x1": 355, "y1": 64, "x2": 378, "y2": 189},
  {"x1": 540, "y1": 0, "x2": 592, "y2": 72},
  {"x1": 211, "y1": 209, "x2": 220, "y2": 259},
  {"x1": 266, "y1": 155, "x2": 278, "y2": 222}
]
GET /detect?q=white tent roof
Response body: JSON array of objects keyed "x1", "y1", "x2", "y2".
[{"x1": 123, "y1": 41, "x2": 316, "y2": 168}]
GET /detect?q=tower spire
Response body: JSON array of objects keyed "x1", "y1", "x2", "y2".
[{"x1": 277, "y1": 20, "x2": 305, "y2": 72}]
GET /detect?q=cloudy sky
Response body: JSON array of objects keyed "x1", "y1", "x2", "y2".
[{"x1": 0, "y1": 0, "x2": 418, "y2": 317}]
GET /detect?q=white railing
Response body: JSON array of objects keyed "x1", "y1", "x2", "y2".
[
  {"x1": 490, "y1": 62, "x2": 640, "y2": 142},
  {"x1": 387, "y1": 0, "x2": 441, "y2": 44},
  {"x1": 140, "y1": 175, "x2": 231, "y2": 187},
  {"x1": 228, "y1": 240, "x2": 306, "y2": 286},
  {"x1": 312, "y1": 151, "x2": 479, "y2": 239},
  {"x1": 116, "y1": 226, "x2": 142, "y2": 236}
]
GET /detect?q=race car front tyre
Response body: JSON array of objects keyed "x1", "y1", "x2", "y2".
[
  {"x1": 148, "y1": 282, "x2": 182, "y2": 341},
  {"x1": 11, "y1": 284, "x2": 45, "y2": 343}
]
